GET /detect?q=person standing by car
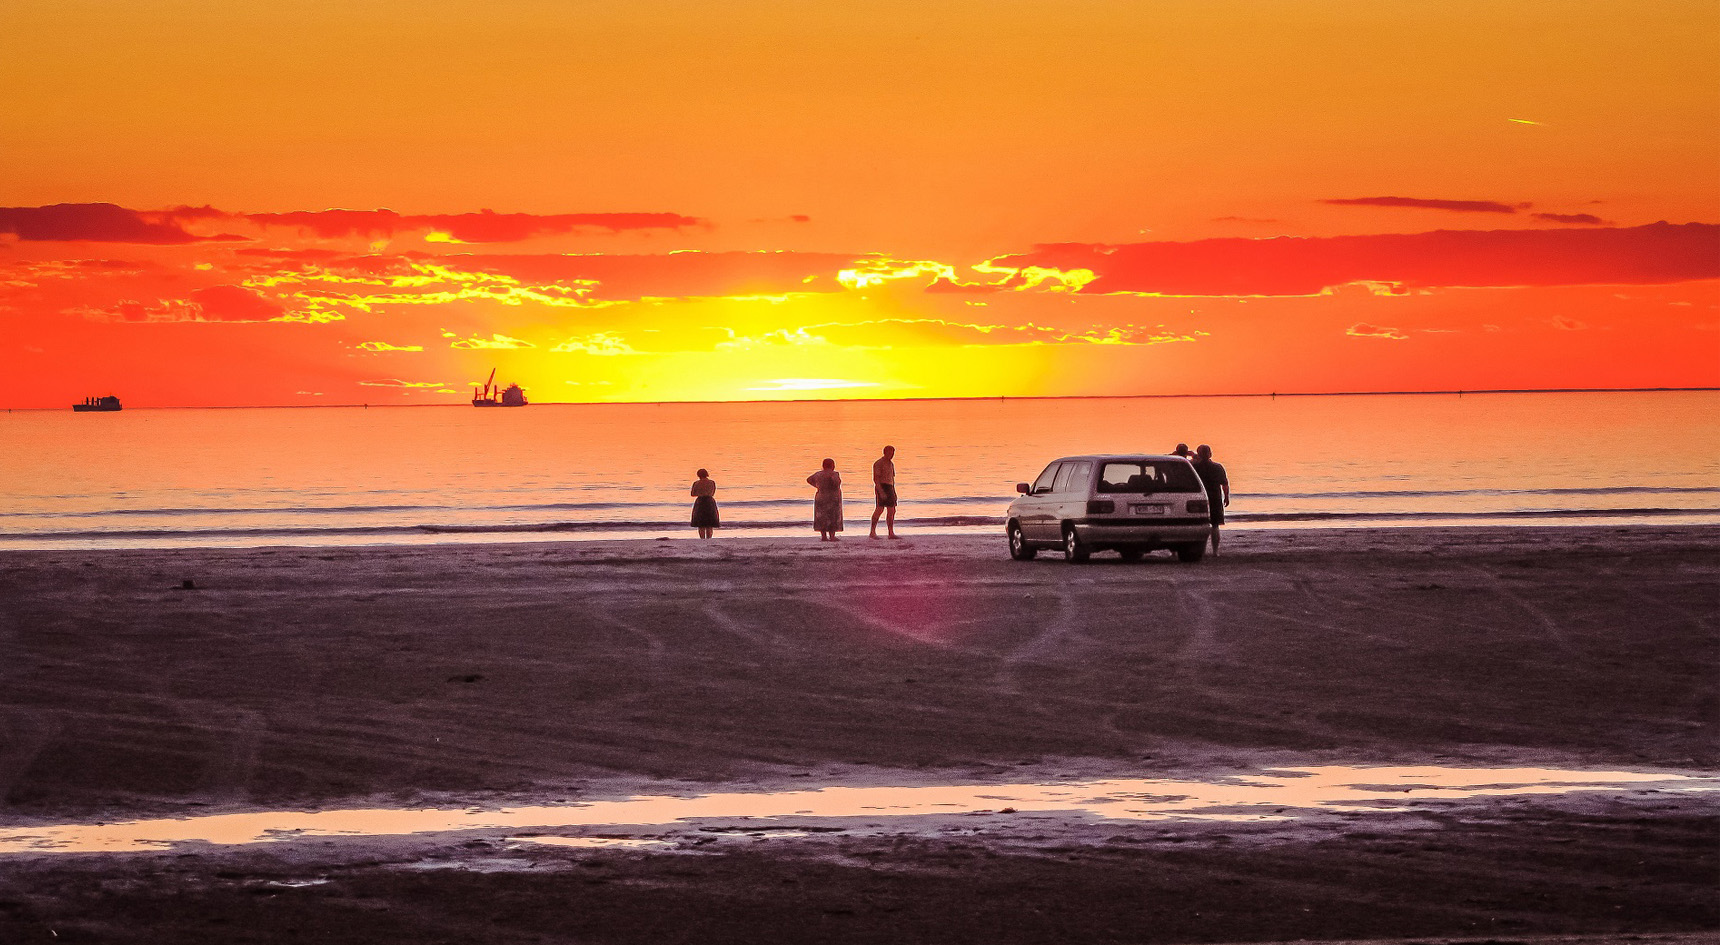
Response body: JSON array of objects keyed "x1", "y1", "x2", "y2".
[
  {"x1": 1190, "y1": 444, "x2": 1230, "y2": 555},
  {"x1": 870, "y1": 445, "x2": 899, "y2": 539}
]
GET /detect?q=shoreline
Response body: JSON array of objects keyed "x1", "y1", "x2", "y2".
[
  {"x1": 5, "y1": 514, "x2": 1720, "y2": 553},
  {"x1": 5, "y1": 385, "x2": 1716, "y2": 412}
]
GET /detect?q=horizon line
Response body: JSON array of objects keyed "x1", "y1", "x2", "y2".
[{"x1": 5, "y1": 386, "x2": 1716, "y2": 412}]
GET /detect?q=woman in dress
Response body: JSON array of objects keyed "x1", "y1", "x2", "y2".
[
  {"x1": 690, "y1": 468, "x2": 719, "y2": 539},
  {"x1": 806, "y1": 458, "x2": 843, "y2": 541}
]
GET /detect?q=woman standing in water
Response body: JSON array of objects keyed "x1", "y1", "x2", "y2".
[
  {"x1": 806, "y1": 458, "x2": 843, "y2": 541},
  {"x1": 690, "y1": 468, "x2": 719, "y2": 539}
]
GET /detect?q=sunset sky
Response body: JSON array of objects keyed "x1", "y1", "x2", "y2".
[{"x1": 3, "y1": 0, "x2": 1716, "y2": 407}]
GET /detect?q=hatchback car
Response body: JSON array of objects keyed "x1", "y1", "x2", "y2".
[{"x1": 1007, "y1": 454, "x2": 1212, "y2": 562}]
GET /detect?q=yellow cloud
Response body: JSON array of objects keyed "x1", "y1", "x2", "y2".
[
  {"x1": 356, "y1": 341, "x2": 425, "y2": 352},
  {"x1": 971, "y1": 260, "x2": 1097, "y2": 292},
  {"x1": 446, "y1": 332, "x2": 535, "y2": 349},
  {"x1": 551, "y1": 332, "x2": 635, "y2": 355},
  {"x1": 715, "y1": 327, "x2": 830, "y2": 350},
  {"x1": 838, "y1": 258, "x2": 958, "y2": 291}
]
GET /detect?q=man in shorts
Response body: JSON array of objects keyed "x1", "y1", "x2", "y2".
[
  {"x1": 1190, "y1": 444, "x2": 1230, "y2": 555},
  {"x1": 870, "y1": 445, "x2": 899, "y2": 539}
]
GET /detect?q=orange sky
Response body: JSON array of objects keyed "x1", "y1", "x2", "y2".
[{"x1": 2, "y1": 0, "x2": 1716, "y2": 406}]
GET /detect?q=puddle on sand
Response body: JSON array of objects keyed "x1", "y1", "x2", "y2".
[
  {"x1": 508, "y1": 836, "x2": 670, "y2": 850},
  {"x1": 0, "y1": 764, "x2": 1712, "y2": 855}
]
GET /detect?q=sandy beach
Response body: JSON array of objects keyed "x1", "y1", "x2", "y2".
[{"x1": 0, "y1": 524, "x2": 1715, "y2": 943}]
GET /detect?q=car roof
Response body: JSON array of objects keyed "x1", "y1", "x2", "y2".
[{"x1": 1049, "y1": 454, "x2": 1189, "y2": 462}]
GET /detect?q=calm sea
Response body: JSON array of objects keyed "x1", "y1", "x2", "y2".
[{"x1": 2, "y1": 391, "x2": 1716, "y2": 550}]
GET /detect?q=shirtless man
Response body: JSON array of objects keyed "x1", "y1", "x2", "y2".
[
  {"x1": 1189, "y1": 444, "x2": 1230, "y2": 555},
  {"x1": 870, "y1": 445, "x2": 899, "y2": 539}
]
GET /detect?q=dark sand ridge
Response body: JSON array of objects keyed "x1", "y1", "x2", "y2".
[{"x1": 0, "y1": 525, "x2": 1715, "y2": 943}]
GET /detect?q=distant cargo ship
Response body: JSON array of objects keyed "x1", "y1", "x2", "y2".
[
  {"x1": 73, "y1": 395, "x2": 123, "y2": 412},
  {"x1": 472, "y1": 369, "x2": 527, "y2": 407}
]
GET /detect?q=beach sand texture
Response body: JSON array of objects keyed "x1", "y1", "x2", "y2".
[{"x1": 0, "y1": 525, "x2": 1715, "y2": 943}]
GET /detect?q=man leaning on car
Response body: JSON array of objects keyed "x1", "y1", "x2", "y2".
[{"x1": 1190, "y1": 445, "x2": 1230, "y2": 555}]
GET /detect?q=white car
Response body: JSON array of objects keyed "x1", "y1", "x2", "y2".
[{"x1": 1007, "y1": 454, "x2": 1212, "y2": 563}]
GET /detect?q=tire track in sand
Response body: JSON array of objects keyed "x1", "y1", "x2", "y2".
[{"x1": 993, "y1": 589, "x2": 1077, "y2": 696}]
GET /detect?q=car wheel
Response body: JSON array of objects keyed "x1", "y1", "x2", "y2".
[
  {"x1": 1175, "y1": 542, "x2": 1206, "y2": 563},
  {"x1": 1008, "y1": 523, "x2": 1037, "y2": 561},
  {"x1": 1118, "y1": 549, "x2": 1143, "y2": 562},
  {"x1": 1063, "y1": 526, "x2": 1090, "y2": 563}
]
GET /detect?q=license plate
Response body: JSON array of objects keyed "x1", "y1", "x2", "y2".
[{"x1": 1130, "y1": 504, "x2": 1166, "y2": 515}]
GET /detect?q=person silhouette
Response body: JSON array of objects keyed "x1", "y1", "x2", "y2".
[
  {"x1": 1189, "y1": 444, "x2": 1230, "y2": 555},
  {"x1": 870, "y1": 445, "x2": 899, "y2": 539},
  {"x1": 690, "y1": 469, "x2": 719, "y2": 539},
  {"x1": 807, "y1": 458, "x2": 843, "y2": 541}
]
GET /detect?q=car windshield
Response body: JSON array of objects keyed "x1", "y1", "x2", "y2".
[{"x1": 1097, "y1": 461, "x2": 1202, "y2": 494}]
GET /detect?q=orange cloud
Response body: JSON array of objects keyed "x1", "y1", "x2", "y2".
[
  {"x1": 1323, "y1": 196, "x2": 1528, "y2": 214},
  {"x1": 73, "y1": 285, "x2": 320, "y2": 324},
  {"x1": 0, "y1": 203, "x2": 247, "y2": 244},
  {"x1": 1532, "y1": 212, "x2": 1611, "y2": 225},
  {"x1": 994, "y1": 223, "x2": 1720, "y2": 297},
  {"x1": 0, "y1": 204, "x2": 707, "y2": 247},
  {"x1": 439, "y1": 251, "x2": 866, "y2": 301},
  {"x1": 244, "y1": 208, "x2": 705, "y2": 242},
  {"x1": 1346, "y1": 323, "x2": 1409, "y2": 340},
  {"x1": 189, "y1": 285, "x2": 284, "y2": 321}
]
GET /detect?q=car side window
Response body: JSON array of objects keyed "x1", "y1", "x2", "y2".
[
  {"x1": 1069, "y1": 461, "x2": 1092, "y2": 493},
  {"x1": 1053, "y1": 461, "x2": 1090, "y2": 494},
  {"x1": 1031, "y1": 463, "x2": 1061, "y2": 495}
]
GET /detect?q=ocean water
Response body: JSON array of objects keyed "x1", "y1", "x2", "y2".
[{"x1": 1, "y1": 391, "x2": 1716, "y2": 549}]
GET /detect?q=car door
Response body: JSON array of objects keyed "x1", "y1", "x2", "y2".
[{"x1": 1021, "y1": 462, "x2": 1063, "y2": 540}]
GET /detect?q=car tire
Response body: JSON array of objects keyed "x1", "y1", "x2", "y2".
[
  {"x1": 1175, "y1": 542, "x2": 1206, "y2": 563},
  {"x1": 1063, "y1": 526, "x2": 1090, "y2": 563},
  {"x1": 1008, "y1": 523, "x2": 1037, "y2": 561},
  {"x1": 1118, "y1": 549, "x2": 1143, "y2": 562}
]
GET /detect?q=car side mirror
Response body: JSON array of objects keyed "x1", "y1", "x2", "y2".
[{"x1": 1016, "y1": 482, "x2": 1031, "y2": 495}]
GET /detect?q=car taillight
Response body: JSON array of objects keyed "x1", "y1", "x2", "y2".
[
  {"x1": 1086, "y1": 500, "x2": 1115, "y2": 514},
  {"x1": 1188, "y1": 499, "x2": 1209, "y2": 514}
]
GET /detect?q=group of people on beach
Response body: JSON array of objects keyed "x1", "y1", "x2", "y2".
[
  {"x1": 691, "y1": 442, "x2": 1229, "y2": 551},
  {"x1": 690, "y1": 445, "x2": 901, "y2": 542}
]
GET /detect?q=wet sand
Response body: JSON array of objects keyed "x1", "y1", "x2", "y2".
[{"x1": 0, "y1": 525, "x2": 1715, "y2": 943}]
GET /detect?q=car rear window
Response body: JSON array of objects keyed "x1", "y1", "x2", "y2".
[{"x1": 1097, "y1": 461, "x2": 1202, "y2": 493}]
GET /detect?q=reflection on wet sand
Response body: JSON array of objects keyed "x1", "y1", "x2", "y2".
[{"x1": 2, "y1": 764, "x2": 1712, "y2": 855}]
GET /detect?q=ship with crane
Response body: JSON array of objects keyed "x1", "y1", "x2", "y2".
[
  {"x1": 73, "y1": 395, "x2": 123, "y2": 412},
  {"x1": 471, "y1": 369, "x2": 528, "y2": 407}
]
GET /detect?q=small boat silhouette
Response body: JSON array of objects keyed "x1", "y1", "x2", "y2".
[
  {"x1": 73, "y1": 395, "x2": 123, "y2": 412},
  {"x1": 472, "y1": 369, "x2": 528, "y2": 407}
]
